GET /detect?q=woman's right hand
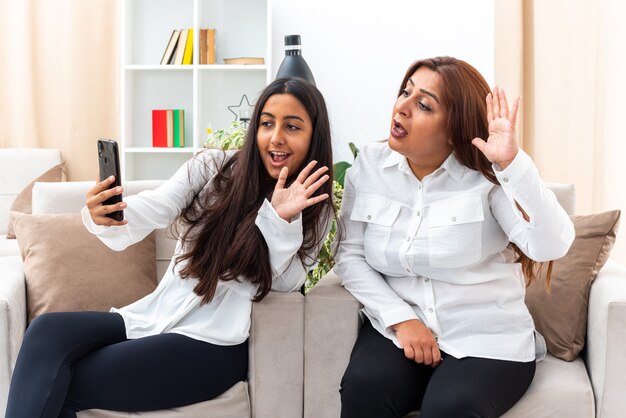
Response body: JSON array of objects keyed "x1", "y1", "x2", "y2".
[
  {"x1": 86, "y1": 176, "x2": 128, "y2": 226},
  {"x1": 392, "y1": 319, "x2": 441, "y2": 367}
]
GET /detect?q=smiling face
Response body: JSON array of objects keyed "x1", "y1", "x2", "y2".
[
  {"x1": 388, "y1": 66, "x2": 452, "y2": 178},
  {"x1": 256, "y1": 93, "x2": 313, "y2": 179}
]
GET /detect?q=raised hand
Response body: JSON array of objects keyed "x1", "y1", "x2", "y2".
[
  {"x1": 86, "y1": 176, "x2": 128, "y2": 226},
  {"x1": 471, "y1": 86, "x2": 520, "y2": 170},
  {"x1": 393, "y1": 319, "x2": 441, "y2": 367},
  {"x1": 271, "y1": 160, "x2": 330, "y2": 222}
]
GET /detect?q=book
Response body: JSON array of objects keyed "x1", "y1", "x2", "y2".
[
  {"x1": 160, "y1": 29, "x2": 180, "y2": 65},
  {"x1": 166, "y1": 110, "x2": 174, "y2": 147},
  {"x1": 173, "y1": 109, "x2": 185, "y2": 147},
  {"x1": 173, "y1": 29, "x2": 188, "y2": 65},
  {"x1": 223, "y1": 57, "x2": 264, "y2": 65},
  {"x1": 152, "y1": 110, "x2": 168, "y2": 147},
  {"x1": 207, "y1": 28, "x2": 215, "y2": 64},
  {"x1": 182, "y1": 28, "x2": 193, "y2": 65},
  {"x1": 199, "y1": 29, "x2": 208, "y2": 64}
]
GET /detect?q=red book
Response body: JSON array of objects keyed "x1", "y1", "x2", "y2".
[{"x1": 152, "y1": 110, "x2": 168, "y2": 147}]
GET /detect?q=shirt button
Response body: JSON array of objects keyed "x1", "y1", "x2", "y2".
[
  {"x1": 451, "y1": 216, "x2": 457, "y2": 222},
  {"x1": 406, "y1": 237, "x2": 411, "y2": 242},
  {"x1": 425, "y1": 277, "x2": 430, "y2": 282},
  {"x1": 418, "y1": 184, "x2": 422, "y2": 190},
  {"x1": 406, "y1": 268, "x2": 411, "y2": 273},
  {"x1": 416, "y1": 210, "x2": 421, "y2": 216},
  {"x1": 428, "y1": 308, "x2": 434, "y2": 313},
  {"x1": 503, "y1": 177, "x2": 509, "y2": 183},
  {"x1": 367, "y1": 215, "x2": 371, "y2": 220}
]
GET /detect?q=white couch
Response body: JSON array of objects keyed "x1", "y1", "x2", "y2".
[
  {"x1": 0, "y1": 180, "x2": 304, "y2": 418},
  {"x1": 304, "y1": 184, "x2": 626, "y2": 418}
]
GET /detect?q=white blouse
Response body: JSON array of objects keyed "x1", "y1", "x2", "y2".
[
  {"x1": 335, "y1": 142, "x2": 575, "y2": 362},
  {"x1": 81, "y1": 149, "x2": 323, "y2": 346}
]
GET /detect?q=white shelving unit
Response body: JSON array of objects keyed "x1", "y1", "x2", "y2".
[{"x1": 120, "y1": 0, "x2": 272, "y2": 180}]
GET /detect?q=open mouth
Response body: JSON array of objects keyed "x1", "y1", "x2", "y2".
[
  {"x1": 391, "y1": 120, "x2": 408, "y2": 138},
  {"x1": 270, "y1": 151, "x2": 290, "y2": 166}
]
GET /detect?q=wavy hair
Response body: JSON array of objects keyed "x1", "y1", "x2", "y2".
[
  {"x1": 398, "y1": 56, "x2": 553, "y2": 287},
  {"x1": 175, "y1": 78, "x2": 334, "y2": 304}
]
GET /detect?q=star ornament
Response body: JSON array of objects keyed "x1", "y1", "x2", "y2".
[{"x1": 227, "y1": 94, "x2": 254, "y2": 127}]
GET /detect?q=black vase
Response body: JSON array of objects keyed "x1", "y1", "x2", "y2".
[{"x1": 275, "y1": 34, "x2": 315, "y2": 85}]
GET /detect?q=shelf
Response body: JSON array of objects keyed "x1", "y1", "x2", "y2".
[
  {"x1": 126, "y1": 147, "x2": 198, "y2": 153},
  {"x1": 121, "y1": 0, "x2": 270, "y2": 180},
  {"x1": 124, "y1": 65, "x2": 268, "y2": 71}
]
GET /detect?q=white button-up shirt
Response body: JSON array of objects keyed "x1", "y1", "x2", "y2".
[
  {"x1": 82, "y1": 149, "x2": 323, "y2": 346},
  {"x1": 335, "y1": 142, "x2": 575, "y2": 361}
]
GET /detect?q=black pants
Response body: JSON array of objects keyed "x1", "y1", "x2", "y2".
[
  {"x1": 5, "y1": 311, "x2": 248, "y2": 418},
  {"x1": 340, "y1": 320, "x2": 536, "y2": 418}
]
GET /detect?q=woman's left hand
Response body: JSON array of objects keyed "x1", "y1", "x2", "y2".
[
  {"x1": 271, "y1": 160, "x2": 330, "y2": 222},
  {"x1": 471, "y1": 86, "x2": 520, "y2": 170}
]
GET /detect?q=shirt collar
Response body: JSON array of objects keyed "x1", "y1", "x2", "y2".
[
  {"x1": 383, "y1": 149, "x2": 465, "y2": 183},
  {"x1": 438, "y1": 152, "x2": 465, "y2": 183}
]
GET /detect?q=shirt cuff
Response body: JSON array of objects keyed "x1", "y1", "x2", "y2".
[
  {"x1": 379, "y1": 304, "x2": 419, "y2": 331},
  {"x1": 80, "y1": 205, "x2": 109, "y2": 235},
  {"x1": 492, "y1": 148, "x2": 536, "y2": 183},
  {"x1": 255, "y1": 199, "x2": 304, "y2": 271}
]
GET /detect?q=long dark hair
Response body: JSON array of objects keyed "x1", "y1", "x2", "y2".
[
  {"x1": 398, "y1": 56, "x2": 552, "y2": 286},
  {"x1": 175, "y1": 78, "x2": 334, "y2": 304}
]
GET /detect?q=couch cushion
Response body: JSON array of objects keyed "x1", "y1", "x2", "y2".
[
  {"x1": 525, "y1": 210, "x2": 620, "y2": 361},
  {"x1": 10, "y1": 212, "x2": 158, "y2": 323},
  {"x1": 77, "y1": 381, "x2": 250, "y2": 418},
  {"x1": 501, "y1": 355, "x2": 594, "y2": 417},
  {"x1": 6, "y1": 163, "x2": 66, "y2": 238}
]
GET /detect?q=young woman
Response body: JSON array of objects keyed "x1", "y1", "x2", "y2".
[
  {"x1": 5, "y1": 78, "x2": 335, "y2": 418},
  {"x1": 336, "y1": 57, "x2": 575, "y2": 418}
]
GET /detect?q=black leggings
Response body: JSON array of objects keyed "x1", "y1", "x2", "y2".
[
  {"x1": 340, "y1": 320, "x2": 536, "y2": 418},
  {"x1": 5, "y1": 311, "x2": 248, "y2": 418}
]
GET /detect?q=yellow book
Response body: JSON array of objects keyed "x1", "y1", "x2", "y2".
[{"x1": 182, "y1": 28, "x2": 193, "y2": 65}]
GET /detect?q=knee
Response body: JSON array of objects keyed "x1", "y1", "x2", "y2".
[
  {"x1": 24, "y1": 313, "x2": 66, "y2": 347},
  {"x1": 340, "y1": 366, "x2": 401, "y2": 417}
]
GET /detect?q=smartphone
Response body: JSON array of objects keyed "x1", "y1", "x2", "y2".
[{"x1": 97, "y1": 138, "x2": 124, "y2": 221}]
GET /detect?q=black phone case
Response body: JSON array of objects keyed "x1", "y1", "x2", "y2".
[{"x1": 97, "y1": 139, "x2": 124, "y2": 221}]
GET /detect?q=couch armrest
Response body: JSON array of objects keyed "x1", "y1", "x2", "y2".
[
  {"x1": 0, "y1": 256, "x2": 26, "y2": 415},
  {"x1": 304, "y1": 270, "x2": 362, "y2": 418},
  {"x1": 249, "y1": 291, "x2": 304, "y2": 418},
  {"x1": 584, "y1": 259, "x2": 626, "y2": 418}
]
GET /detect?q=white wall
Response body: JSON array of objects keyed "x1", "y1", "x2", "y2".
[{"x1": 271, "y1": 0, "x2": 495, "y2": 163}]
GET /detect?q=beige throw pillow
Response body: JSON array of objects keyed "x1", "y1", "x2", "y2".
[
  {"x1": 11, "y1": 212, "x2": 158, "y2": 323},
  {"x1": 525, "y1": 210, "x2": 621, "y2": 361},
  {"x1": 6, "y1": 162, "x2": 66, "y2": 238}
]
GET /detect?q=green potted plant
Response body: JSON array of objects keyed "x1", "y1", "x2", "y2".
[
  {"x1": 204, "y1": 120, "x2": 247, "y2": 150},
  {"x1": 304, "y1": 142, "x2": 359, "y2": 292}
]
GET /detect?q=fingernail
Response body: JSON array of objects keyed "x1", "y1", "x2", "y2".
[{"x1": 109, "y1": 175, "x2": 114, "y2": 181}]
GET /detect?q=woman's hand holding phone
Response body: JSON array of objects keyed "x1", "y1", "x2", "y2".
[{"x1": 86, "y1": 176, "x2": 128, "y2": 226}]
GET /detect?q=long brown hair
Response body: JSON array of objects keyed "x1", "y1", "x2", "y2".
[
  {"x1": 398, "y1": 56, "x2": 552, "y2": 286},
  {"x1": 175, "y1": 78, "x2": 334, "y2": 304}
]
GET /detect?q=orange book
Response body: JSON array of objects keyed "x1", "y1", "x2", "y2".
[
  {"x1": 200, "y1": 29, "x2": 208, "y2": 64},
  {"x1": 207, "y1": 28, "x2": 216, "y2": 64}
]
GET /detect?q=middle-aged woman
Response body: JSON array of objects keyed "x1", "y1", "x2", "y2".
[{"x1": 336, "y1": 56, "x2": 575, "y2": 418}]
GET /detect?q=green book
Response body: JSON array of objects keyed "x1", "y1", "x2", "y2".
[{"x1": 173, "y1": 109, "x2": 185, "y2": 147}]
